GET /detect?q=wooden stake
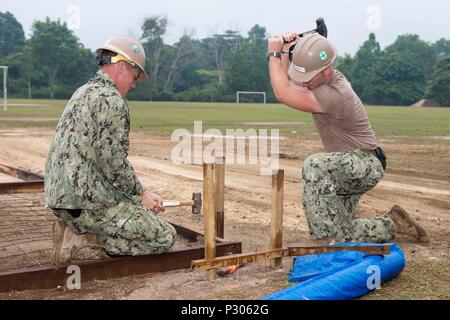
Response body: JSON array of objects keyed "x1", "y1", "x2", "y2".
[
  {"x1": 203, "y1": 163, "x2": 216, "y2": 280},
  {"x1": 270, "y1": 169, "x2": 284, "y2": 268},
  {"x1": 215, "y1": 157, "x2": 225, "y2": 238}
]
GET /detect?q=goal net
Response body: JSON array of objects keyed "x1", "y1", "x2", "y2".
[
  {"x1": 0, "y1": 66, "x2": 7, "y2": 111},
  {"x1": 236, "y1": 91, "x2": 266, "y2": 104}
]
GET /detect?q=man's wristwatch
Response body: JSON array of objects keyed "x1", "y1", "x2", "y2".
[{"x1": 267, "y1": 51, "x2": 282, "y2": 60}]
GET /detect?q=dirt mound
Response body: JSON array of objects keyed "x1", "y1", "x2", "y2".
[{"x1": 411, "y1": 99, "x2": 440, "y2": 107}]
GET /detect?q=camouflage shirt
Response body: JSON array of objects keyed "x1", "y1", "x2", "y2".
[{"x1": 45, "y1": 70, "x2": 144, "y2": 210}]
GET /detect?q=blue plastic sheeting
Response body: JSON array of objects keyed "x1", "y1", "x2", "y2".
[{"x1": 263, "y1": 243, "x2": 405, "y2": 300}]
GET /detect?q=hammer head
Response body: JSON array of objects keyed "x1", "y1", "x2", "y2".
[
  {"x1": 298, "y1": 17, "x2": 328, "y2": 39},
  {"x1": 288, "y1": 18, "x2": 328, "y2": 57},
  {"x1": 315, "y1": 17, "x2": 328, "y2": 38},
  {"x1": 192, "y1": 192, "x2": 202, "y2": 215}
]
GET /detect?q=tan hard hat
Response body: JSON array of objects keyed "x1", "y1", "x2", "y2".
[
  {"x1": 96, "y1": 35, "x2": 149, "y2": 83},
  {"x1": 288, "y1": 33, "x2": 337, "y2": 83}
]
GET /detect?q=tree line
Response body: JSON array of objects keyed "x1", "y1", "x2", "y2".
[{"x1": 0, "y1": 11, "x2": 449, "y2": 106}]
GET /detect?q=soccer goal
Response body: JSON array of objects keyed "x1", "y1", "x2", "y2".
[
  {"x1": 0, "y1": 66, "x2": 7, "y2": 111},
  {"x1": 236, "y1": 91, "x2": 266, "y2": 104}
]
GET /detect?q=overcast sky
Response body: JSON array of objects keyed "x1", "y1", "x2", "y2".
[{"x1": 2, "y1": 0, "x2": 449, "y2": 55}]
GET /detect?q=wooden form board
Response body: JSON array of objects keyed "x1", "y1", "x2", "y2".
[
  {"x1": 192, "y1": 245, "x2": 391, "y2": 271},
  {"x1": 0, "y1": 181, "x2": 44, "y2": 194}
]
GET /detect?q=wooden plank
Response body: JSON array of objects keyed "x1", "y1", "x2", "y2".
[
  {"x1": 0, "y1": 241, "x2": 242, "y2": 293},
  {"x1": 0, "y1": 181, "x2": 44, "y2": 194},
  {"x1": 288, "y1": 245, "x2": 391, "y2": 256},
  {"x1": 214, "y1": 157, "x2": 225, "y2": 238},
  {"x1": 192, "y1": 249, "x2": 288, "y2": 271},
  {"x1": 270, "y1": 170, "x2": 284, "y2": 268},
  {"x1": 192, "y1": 245, "x2": 391, "y2": 271},
  {"x1": 203, "y1": 163, "x2": 216, "y2": 280}
]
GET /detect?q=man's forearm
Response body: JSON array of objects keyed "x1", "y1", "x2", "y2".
[
  {"x1": 268, "y1": 51, "x2": 321, "y2": 113},
  {"x1": 269, "y1": 56, "x2": 290, "y2": 100}
]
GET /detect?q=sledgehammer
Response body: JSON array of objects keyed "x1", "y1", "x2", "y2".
[
  {"x1": 283, "y1": 17, "x2": 328, "y2": 43},
  {"x1": 162, "y1": 192, "x2": 202, "y2": 214}
]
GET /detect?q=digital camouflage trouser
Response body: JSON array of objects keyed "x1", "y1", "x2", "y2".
[
  {"x1": 301, "y1": 149, "x2": 396, "y2": 243},
  {"x1": 52, "y1": 201, "x2": 177, "y2": 256}
]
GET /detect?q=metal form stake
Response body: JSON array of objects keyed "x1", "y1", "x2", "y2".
[{"x1": 215, "y1": 157, "x2": 225, "y2": 238}]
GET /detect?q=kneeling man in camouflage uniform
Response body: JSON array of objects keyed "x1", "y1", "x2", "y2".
[
  {"x1": 45, "y1": 36, "x2": 176, "y2": 264},
  {"x1": 267, "y1": 32, "x2": 428, "y2": 243}
]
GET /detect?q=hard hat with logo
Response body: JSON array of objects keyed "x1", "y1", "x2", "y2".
[
  {"x1": 288, "y1": 33, "x2": 337, "y2": 83},
  {"x1": 96, "y1": 35, "x2": 149, "y2": 83}
]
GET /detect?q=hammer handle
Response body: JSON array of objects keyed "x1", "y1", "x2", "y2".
[{"x1": 162, "y1": 200, "x2": 193, "y2": 208}]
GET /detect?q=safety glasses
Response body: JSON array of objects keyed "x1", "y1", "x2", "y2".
[{"x1": 111, "y1": 54, "x2": 142, "y2": 75}]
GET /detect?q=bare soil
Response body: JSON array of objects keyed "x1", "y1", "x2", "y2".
[{"x1": 0, "y1": 127, "x2": 448, "y2": 300}]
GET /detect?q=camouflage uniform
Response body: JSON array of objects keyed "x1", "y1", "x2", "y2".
[
  {"x1": 45, "y1": 70, "x2": 176, "y2": 255},
  {"x1": 302, "y1": 149, "x2": 396, "y2": 243}
]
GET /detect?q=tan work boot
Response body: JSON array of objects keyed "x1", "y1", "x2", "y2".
[
  {"x1": 70, "y1": 234, "x2": 109, "y2": 262},
  {"x1": 388, "y1": 205, "x2": 430, "y2": 244},
  {"x1": 52, "y1": 219, "x2": 107, "y2": 265}
]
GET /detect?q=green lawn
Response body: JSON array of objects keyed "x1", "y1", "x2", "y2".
[{"x1": 1, "y1": 99, "x2": 449, "y2": 139}]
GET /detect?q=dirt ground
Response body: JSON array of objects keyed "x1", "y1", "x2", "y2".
[{"x1": 0, "y1": 127, "x2": 448, "y2": 300}]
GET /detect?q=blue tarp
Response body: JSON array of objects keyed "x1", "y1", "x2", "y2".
[{"x1": 263, "y1": 243, "x2": 405, "y2": 300}]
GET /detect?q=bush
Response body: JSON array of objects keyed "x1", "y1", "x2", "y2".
[
  {"x1": 5, "y1": 78, "x2": 28, "y2": 97},
  {"x1": 175, "y1": 85, "x2": 235, "y2": 102},
  {"x1": 30, "y1": 86, "x2": 50, "y2": 99},
  {"x1": 176, "y1": 86, "x2": 215, "y2": 102}
]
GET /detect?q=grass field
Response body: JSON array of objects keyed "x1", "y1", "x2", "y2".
[{"x1": 1, "y1": 99, "x2": 449, "y2": 143}]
